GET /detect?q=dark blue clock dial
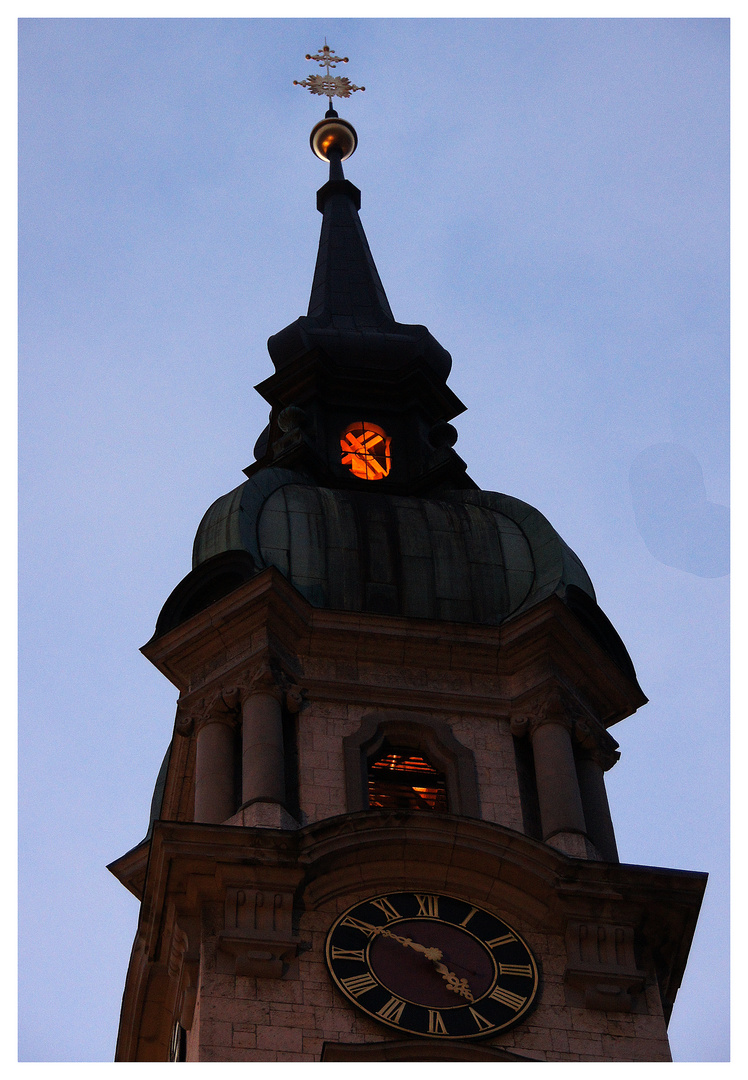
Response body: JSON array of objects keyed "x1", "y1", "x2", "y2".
[{"x1": 325, "y1": 892, "x2": 540, "y2": 1040}]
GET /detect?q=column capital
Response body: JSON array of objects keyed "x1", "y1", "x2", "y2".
[
  {"x1": 233, "y1": 661, "x2": 306, "y2": 711},
  {"x1": 511, "y1": 685, "x2": 575, "y2": 737},
  {"x1": 234, "y1": 661, "x2": 285, "y2": 703},
  {"x1": 175, "y1": 688, "x2": 240, "y2": 737}
]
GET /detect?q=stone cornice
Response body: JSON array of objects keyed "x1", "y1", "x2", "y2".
[
  {"x1": 107, "y1": 838, "x2": 150, "y2": 900},
  {"x1": 140, "y1": 567, "x2": 309, "y2": 694},
  {"x1": 142, "y1": 572, "x2": 645, "y2": 730},
  {"x1": 136, "y1": 812, "x2": 706, "y2": 963}
]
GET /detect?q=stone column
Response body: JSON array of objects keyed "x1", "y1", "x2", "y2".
[
  {"x1": 574, "y1": 720, "x2": 620, "y2": 862},
  {"x1": 240, "y1": 687, "x2": 286, "y2": 807},
  {"x1": 530, "y1": 719, "x2": 587, "y2": 841},
  {"x1": 194, "y1": 711, "x2": 236, "y2": 824},
  {"x1": 513, "y1": 694, "x2": 590, "y2": 858}
]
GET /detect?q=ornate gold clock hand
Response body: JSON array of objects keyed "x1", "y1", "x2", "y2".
[
  {"x1": 432, "y1": 961, "x2": 475, "y2": 1001},
  {"x1": 375, "y1": 928, "x2": 474, "y2": 999},
  {"x1": 378, "y1": 928, "x2": 442, "y2": 961}
]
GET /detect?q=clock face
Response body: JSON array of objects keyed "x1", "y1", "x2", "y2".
[{"x1": 325, "y1": 892, "x2": 539, "y2": 1040}]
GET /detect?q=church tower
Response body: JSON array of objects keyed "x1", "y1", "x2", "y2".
[{"x1": 109, "y1": 47, "x2": 705, "y2": 1062}]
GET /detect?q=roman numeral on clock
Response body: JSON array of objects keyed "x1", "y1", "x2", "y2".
[
  {"x1": 415, "y1": 894, "x2": 439, "y2": 917},
  {"x1": 371, "y1": 897, "x2": 400, "y2": 921},
  {"x1": 486, "y1": 932, "x2": 516, "y2": 949},
  {"x1": 341, "y1": 972, "x2": 378, "y2": 998},
  {"x1": 341, "y1": 915, "x2": 380, "y2": 937},
  {"x1": 428, "y1": 1009, "x2": 447, "y2": 1035},
  {"x1": 499, "y1": 963, "x2": 533, "y2": 978},
  {"x1": 459, "y1": 906, "x2": 479, "y2": 927},
  {"x1": 489, "y1": 985, "x2": 527, "y2": 1011},
  {"x1": 377, "y1": 996, "x2": 406, "y2": 1023},
  {"x1": 330, "y1": 947, "x2": 366, "y2": 962},
  {"x1": 469, "y1": 1007, "x2": 494, "y2": 1032}
]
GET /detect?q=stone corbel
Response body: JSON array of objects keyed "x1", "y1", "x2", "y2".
[
  {"x1": 285, "y1": 683, "x2": 306, "y2": 713},
  {"x1": 217, "y1": 887, "x2": 301, "y2": 978},
  {"x1": 572, "y1": 713, "x2": 620, "y2": 771},
  {"x1": 564, "y1": 920, "x2": 646, "y2": 1012}
]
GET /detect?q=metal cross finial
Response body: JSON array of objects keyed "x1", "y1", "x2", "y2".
[{"x1": 294, "y1": 40, "x2": 365, "y2": 105}]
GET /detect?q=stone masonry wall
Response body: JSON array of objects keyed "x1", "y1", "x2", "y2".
[
  {"x1": 295, "y1": 699, "x2": 526, "y2": 833},
  {"x1": 185, "y1": 889, "x2": 671, "y2": 1062}
]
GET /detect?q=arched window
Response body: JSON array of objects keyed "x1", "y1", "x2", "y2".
[
  {"x1": 367, "y1": 741, "x2": 448, "y2": 812},
  {"x1": 343, "y1": 712, "x2": 480, "y2": 817}
]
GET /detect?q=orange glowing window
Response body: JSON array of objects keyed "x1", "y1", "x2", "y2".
[
  {"x1": 367, "y1": 746, "x2": 448, "y2": 812},
  {"x1": 340, "y1": 421, "x2": 391, "y2": 480}
]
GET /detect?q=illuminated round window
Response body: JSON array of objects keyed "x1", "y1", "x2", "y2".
[{"x1": 340, "y1": 421, "x2": 391, "y2": 480}]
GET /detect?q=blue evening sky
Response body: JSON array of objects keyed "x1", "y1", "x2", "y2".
[{"x1": 17, "y1": 12, "x2": 730, "y2": 1065}]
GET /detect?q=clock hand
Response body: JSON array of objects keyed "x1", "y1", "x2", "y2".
[
  {"x1": 375, "y1": 928, "x2": 474, "y2": 1000},
  {"x1": 431, "y1": 961, "x2": 475, "y2": 1001},
  {"x1": 377, "y1": 928, "x2": 442, "y2": 961},
  {"x1": 433, "y1": 952, "x2": 483, "y2": 978}
]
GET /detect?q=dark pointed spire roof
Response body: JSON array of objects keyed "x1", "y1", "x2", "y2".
[
  {"x1": 267, "y1": 141, "x2": 452, "y2": 379},
  {"x1": 307, "y1": 154, "x2": 394, "y2": 328}
]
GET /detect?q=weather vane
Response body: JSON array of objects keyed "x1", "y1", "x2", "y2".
[{"x1": 294, "y1": 40, "x2": 365, "y2": 107}]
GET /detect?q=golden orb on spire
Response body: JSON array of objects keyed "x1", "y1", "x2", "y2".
[{"x1": 310, "y1": 116, "x2": 358, "y2": 162}]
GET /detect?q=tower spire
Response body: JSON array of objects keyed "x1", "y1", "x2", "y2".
[
  {"x1": 307, "y1": 143, "x2": 394, "y2": 329},
  {"x1": 268, "y1": 44, "x2": 451, "y2": 377},
  {"x1": 292, "y1": 42, "x2": 389, "y2": 327}
]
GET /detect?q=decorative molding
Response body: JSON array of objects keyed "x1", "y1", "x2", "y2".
[
  {"x1": 521, "y1": 685, "x2": 575, "y2": 734},
  {"x1": 144, "y1": 579, "x2": 646, "y2": 728},
  {"x1": 511, "y1": 686, "x2": 620, "y2": 770},
  {"x1": 233, "y1": 658, "x2": 299, "y2": 704},
  {"x1": 321, "y1": 1039, "x2": 534, "y2": 1061},
  {"x1": 217, "y1": 887, "x2": 301, "y2": 978},
  {"x1": 176, "y1": 661, "x2": 305, "y2": 738},
  {"x1": 233, "y1": 661, "x2": 277, "y2": 700},
  {"x1": 564, "y1": 920, "x2": 646, "y2": 1012},
  {"x1": 285, "y1": 683, "x2": 306, "y2": 713}
]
